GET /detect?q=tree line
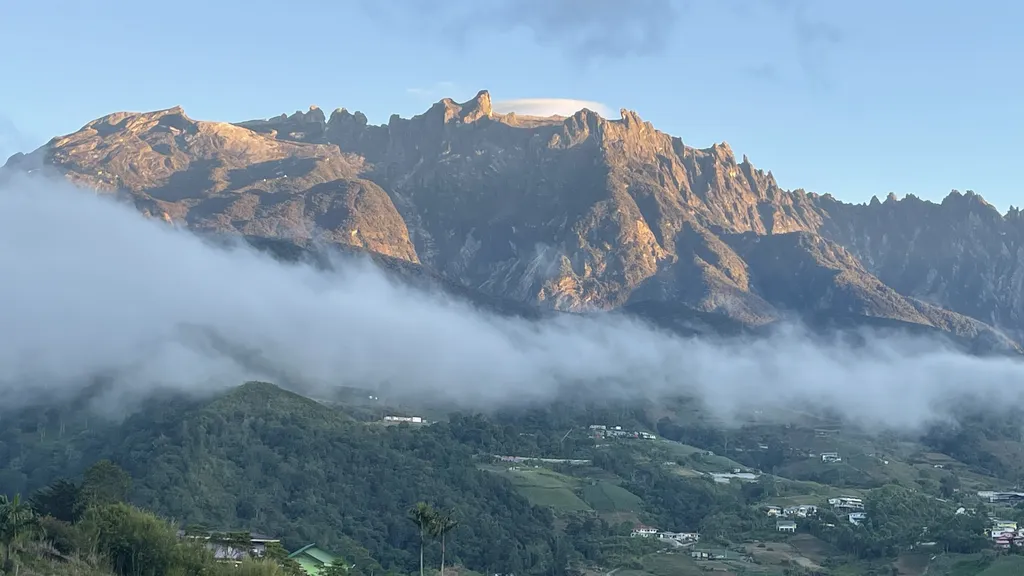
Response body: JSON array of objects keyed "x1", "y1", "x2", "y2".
[{"x1": 0, "y1": 459, "x2": 355, "y2": 576}]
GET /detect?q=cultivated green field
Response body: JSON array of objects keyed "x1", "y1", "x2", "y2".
[
  {"x1": 580, "y1": 480, "x2": 643, "y2": 513},
  {"x1": 610, "y1": 552, "x2": 706, "y2": 576},
  {"x1": 922, "y1": 553, "x2": 1024, "y2": 576},
  {"x1": 977, "y1": 556, "x2": 1024, "y2": 576},
  {"x1": 480, "y1": 465, "x2": 591, "y2": 511},
  {"x1": 652, "y1": 439, "x2": 749, "y2": 472}
]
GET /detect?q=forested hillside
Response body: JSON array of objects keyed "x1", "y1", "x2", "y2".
[{"x1": 5, "y1": 382, "x2": 1024, "y2": 575}]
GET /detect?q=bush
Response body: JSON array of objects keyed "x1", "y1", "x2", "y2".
[
  {"x1": 78, "y1": 503, "x2": 215, "y2": 576},
  {"x1": 37, "y1": 515, "x2": 83, "y2": 555},
  {"x1": 229, "y1": 558, "x2": 288, "y2": 576}
]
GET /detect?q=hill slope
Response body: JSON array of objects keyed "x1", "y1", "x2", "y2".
[
  {"x1": 5, "y1": 381, "x2": 1024, "y2": 575},
  {"x1": 4, "y1": 90, "x2": 1022, "y2": 348},
  {"x1": 0, "y1": 382, "x2": 564, "y2": 574}
]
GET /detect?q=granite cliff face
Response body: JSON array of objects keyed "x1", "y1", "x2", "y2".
[{"x1": 5, "y1": 90, "x2": 1022, "y2": 348}]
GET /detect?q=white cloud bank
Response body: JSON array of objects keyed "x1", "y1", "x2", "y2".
[
  {"x1": 492, "y1": 98, "x2": 612, "y2": 118},
  {"x1": 2, "y1": 173, "x2": 1024, "y2": 429}
]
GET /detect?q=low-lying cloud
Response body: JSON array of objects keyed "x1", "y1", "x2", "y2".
[
  {"x1": 3, "y1": 174, "x2": 1024, "y2": 430},
  {"x1": 492, "y1": 98, "x2": 612, "y2": 118}
]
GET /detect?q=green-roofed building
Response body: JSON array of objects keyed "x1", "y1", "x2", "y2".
[{"x1": 287, "y1": 544, "x2": 342, "y2": 575}]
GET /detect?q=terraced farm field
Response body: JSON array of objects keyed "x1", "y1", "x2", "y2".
[{"x1": 480, "y1": 465, "x2": 591, "y2": 511}]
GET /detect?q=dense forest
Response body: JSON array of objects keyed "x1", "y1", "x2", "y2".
[
  {"x1": 1, "y1": 383, "x2": 568, "y2": 574},
  {"x1": 0, "y1": 384, "x2": 675, "y2": 574},
  {"x1": 1, "y1": 460, "x2": 331, "y2": 576}
]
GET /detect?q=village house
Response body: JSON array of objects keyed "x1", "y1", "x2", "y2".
[
  {"x1": 589, "y1": 424, "x2": 655, "y2": 440},
  {"x1": 776, "y1": 520, "x2": 797, "y2": 533},
  {"x1": 828, "y1": 496, "x2": 864, "y2": 511},
  {"x1": 820, "y1": 452, "x2": 842, "y2": 463},
  {"x1": 993, "y1": 534, "x2": 1014, "y2": 549},
  {"x1": 383, "y1": 415, "x2": 423, "y2": 423},
  {"x1": 606, "y1": 426, "x2": 629, "y2": 438},
  {"x1": 690, "y1": 549, "x2": 745, "y2": 561},
  {"x1": 631, "y1": 524, "x2": 659, "y2": 537},
  {"x1": 288, "y1": 543, "x2": 345, "y2": 576},
  {"x1": 988, "y1": 523, "x2": 1024, "y2": 548},
  {"x1": 978, "y1": 491, "x2": 1024, "y2": 504},
  {"x1": 709, "y1": 470, "x2": 759, "y2": 483},
  {"x1": 991, "y1": 519, "x2": 1018, "y2": 533},
  {"x1": 659, "y1": 531, "x2": 699, "y2": 544},
  {"x1": 178, "y1": 531, "x2": 280, "y2": 563},
  {"x1": 848, "y1": 512, "x2": 868, "y2": 525},
  {"x1": 783, "y1": 505, "x2": 818, "y2": 518},
  {"x1": 764, "y1": 506, "x2": 782, "y2": 517}
]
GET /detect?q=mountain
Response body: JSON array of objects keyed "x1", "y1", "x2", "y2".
[{"x1": 4, "y1": 90, "x2": 1023, "y2": 349}]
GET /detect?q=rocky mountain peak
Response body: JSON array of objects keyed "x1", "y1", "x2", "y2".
[
  {"x1": 941, "y1": 189, "x2": 999, "y2": 214},
  {"x1": 235, "y1": 105, "x2": 327, "y2": 143},
  {"x1": 710, "y1": 141, "x2": 734, "y2": 160},
  {"x1": 618, "y1": 108, "x2": 645, "y2": 126},
  {"x1": 427, "y1": 90, "x2": 493, "y2": 125},
  {"x1": 72, "y1": 106, "x2": 197, "y2": 141},
  {"x1": 329, "y1": 108, "x2": 369, "y2": 127}
]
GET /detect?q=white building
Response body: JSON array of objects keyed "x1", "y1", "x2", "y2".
[
  {"x1": 709, "y1": 472, "x2": 759, "y2": 484},
  {"x1": 659, "y1": 532, "x2": 699, "y2": 543},
  {"x1": 978, "y1": 491, "x2": 1024, "y2": 504},
  {"x1": 828, "y1": 497, "x2": 864, "y2": 510},
  {"x1": 384, "y1": 415, "x2": 423, "y2": 423},
  {"x1": 784, "y1": 505, "x2": 818, "y2": 518},
  {"x1": 631, "y1": 524, "x2": 658, "y2": 538}
]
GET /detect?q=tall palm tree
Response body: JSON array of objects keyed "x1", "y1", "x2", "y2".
[
  {"x1": 408, "y1": 502, "x2": 436, "y2": 576},
  {"x1": 0, "y1": 493, "x2": 38, "y2": 571},
  {"x1": 430, "y1": 510, "x2": 459, "y2": 576}
]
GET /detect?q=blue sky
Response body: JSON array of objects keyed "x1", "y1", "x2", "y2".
[{"x1": 1, "y1": 0, "x2": 1020, "y2": 210}]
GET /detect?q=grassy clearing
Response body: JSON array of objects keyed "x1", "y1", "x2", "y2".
[
  {"x1": 744, "y1": 539, "x2": 825, "y2": 573},
  {"x1": 886, "y1": 552, "x2": 1024, "y2": 576},
  {"x1": 977, "y1": 556, "x2": 1024, "y2": 576},
  {"x1": 640, "y1": 552, "x2": 706, "y2": 576},
  {"x1": 923, "y1": 554, "x2": 1024, "y2": 576},
  {"x1": 894, "y1": 553, "x2": 932, "y2": 576},
  {"x1": 666, "y1": 465, "x2": 704, "y2": 478},
  {"x1": 787, "y1": 533, "x2": 838, "y2": 564},
  {"x1": 764, "y1": 479, "x2": 866, "y2": 508}
]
